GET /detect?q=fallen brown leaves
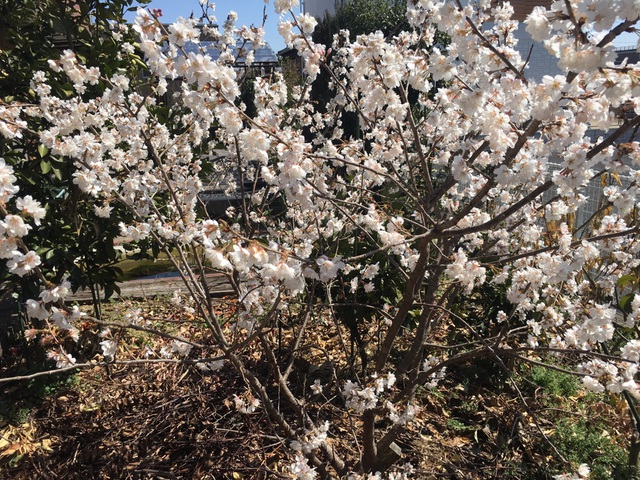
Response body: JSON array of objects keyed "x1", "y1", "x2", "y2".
[
  {"x1": 0, "y1": 297, "x2": 290, "y2": 480},
  {"x1": 0, "y1": 295, "x2": 635, "y2": 479},
  {"x1": 2, "y1": 359, "x2": 293, "y2": 479}
]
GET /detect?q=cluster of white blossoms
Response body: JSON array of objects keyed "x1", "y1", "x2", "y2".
[
  {"x1": 553, "y1": 464, "x2": 591, "y2": 480},
  {"x1": 290, "y1": 421, "x2": 330, "y2": 454},
  {"x1": 421, "y1": 355, "x2": 447, "y2": 389},
  {"x1": 444, "y1": 249, "x2": 487, "y2": 295},
  {"x1": 158, "y1": 340, "x2": 194, "y2": 359},
  {"x1": 1, "y1": 0, "x2": 640, "y2": 476},
  {"x1": 24, "y1": 277, "x2": 84, "y2": 366},
  {"x1": 100, "y1": 338, "x2": 118, "y2": 360},
  {"x1": 232, "y1": 391, "x2": 261, "y2": 414},
  {"x1": 343, "y1": 373, "x2": 398, "y2": 413},
  {"x1": 2, "y1": 153, "x2": 83, "y2": 359},
  {"x1": 347, "y1": 464, "x2": 414, "y2": 480},
  {"x1": 0, "y1": 160, "x2": 45, "y2": 277},
  {"x1": 288, "y1": 454, "x2": 318, "y2": 480},
  {"x1": 577, "y1": 358, "x2": 638, "y2": 395}
]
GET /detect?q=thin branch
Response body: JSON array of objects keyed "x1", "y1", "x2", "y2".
[
  {"x1": 0, "y1": 357, "x2": 226, "y2": 384},
  {"x1": 499, "y1": 351, "x2": 589, "y2": 377},
  {"x1": 597, "y1": 18, "x2": 639, "y2": 48},
  {"x1": 481, "y1": 226, "x2": 640, "y2": 265},
  {"x1": 90, "y1": 318, "x2": 206, "y2": 349},
  {"x1": 455, "y1": 0, "x2": 528, "y2": 83}
]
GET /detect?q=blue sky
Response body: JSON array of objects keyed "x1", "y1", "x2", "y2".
[
  {"x1": 613, "y1": 28, "x2": 639, "y2": 49},
  {"x1": 126, "y1": 0, "x2": 296, "y2": 52},
  {"x1": 126, "y1": 1, "x2": 638, "y2": 52}
]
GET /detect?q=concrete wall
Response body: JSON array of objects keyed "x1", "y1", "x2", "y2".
[
  {"x1": 513, "y1": 25, "x2": 563, "y2": 82},
  {"x1": 302, "y1": 0, "x2": 346, "y2": 19}
]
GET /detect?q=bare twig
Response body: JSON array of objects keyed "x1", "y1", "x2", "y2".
[{"x1": 0, "y1": 356, "x2": 226, "y2": 384}]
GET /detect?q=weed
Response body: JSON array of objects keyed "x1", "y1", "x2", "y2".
[
  {"x1": 460, "y1": 399, "x2": 479, "y2": 415},
  {"x1": 500, "y1": 365, "x2": 635, "y2": 479},
  {"x1": 446, "y1": 418, "x2": 473, "y2": 432},
  {"x1": 529, "y1": 366, "x2": 580, "y2": 398}
]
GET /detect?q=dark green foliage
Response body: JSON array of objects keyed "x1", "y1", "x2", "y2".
[
  {"x1": 552, "y1": 419, "x2": 636, "y2": 480},
  {"x1": 0, "y1": 0, "x2": 147, "y2": 99},
  {"x1": 0, "y1": 0, "x2": 57, "y2": 98},
  {"x1": 0, "y1": 0, "x2": 150, "y2": 318},
  {"x1": 238, "y1": 71, "x2": 258, "y2": 119},
  {"x1": 313, "y1": 0, "x2": 409, "y2": 47}
]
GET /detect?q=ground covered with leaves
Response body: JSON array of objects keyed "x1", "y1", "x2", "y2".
[{"x1": 0, "y1": 297, "x2": 637, "y2": 479}]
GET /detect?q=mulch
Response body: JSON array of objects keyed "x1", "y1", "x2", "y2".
[
  {"x1": 2, "y1": 360, "x2": 291, "y2": 479},
  {"x1": 0, "y1": 295, "x2": 634, "y2": 479},
  {"x1": 0, "y1": 297, "x2": 293, "y2": 480}
]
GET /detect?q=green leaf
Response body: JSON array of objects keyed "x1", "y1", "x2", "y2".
[
  {"x1": 616, "y1": 274, "x2": 637, "y2": 288},
  {"x1": 620, "y1": 294, "x2": 635, "y2": 313},
  {"x1": 40, "y1": 160, "x2": 51, "y2": 174},
  {"x1": 20, "y1": 174, "x2": 37, "y2": 186},
  {"x1": 37, "y1": 144, "x2": 48, "y2": 157},
  {"x1": 52, "y1": 166, "x2": 63, "y2": 181},
  {"x1": 132, "y1": 56, "x2": 148, "y2": 69}
]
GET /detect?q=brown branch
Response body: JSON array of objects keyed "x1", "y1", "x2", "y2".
[
  {"x1": 455, "y1": 0, "x2": 527, "y2": 83},
  {"x1": 597, "y1": 18, "x2": 639, "y2": 48},
  {"x1": 375, "y1": 238, "x2": 432, "y2": 372},
  {"x1": 90, "y1": 318, "x2": 206, "y2": 349},
  {"x1": 0, "y1": 357, "x2": 226, "y2": 384}
]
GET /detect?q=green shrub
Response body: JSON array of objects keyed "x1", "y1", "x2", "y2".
[
  {"x1": 529, "y1": 366, "x2": 580, "y2": 398},
  {"x1": 552, "y1": 419, "x2": 636, "y2": 480}
]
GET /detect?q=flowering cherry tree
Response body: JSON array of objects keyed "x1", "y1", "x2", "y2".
[{"x1": 2, "y1": 0, "x2": 640, "y2": 477}]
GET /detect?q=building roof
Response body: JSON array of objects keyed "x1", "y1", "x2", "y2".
[{"x1": 615, "y1": 46, "x2": 640, "y2": 66}]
